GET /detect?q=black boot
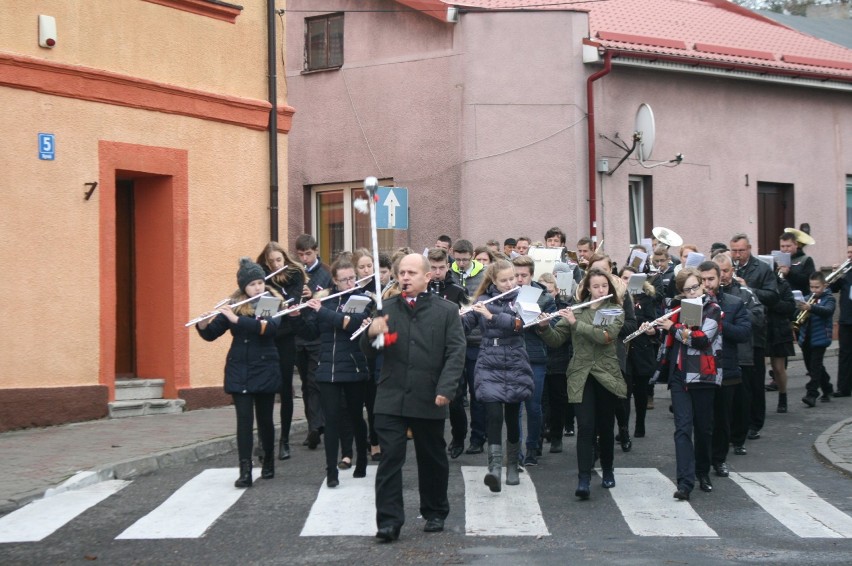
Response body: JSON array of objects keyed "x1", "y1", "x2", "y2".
[
  {"x1": 278, "y1": 437, "x2": 290, "y2": 460},
  {"x1": 235, "y1": 459, "x2": 253, "y2": 488},
  {"x1": 777, "y1": 393, "x2": 788, "y2": 414},
  {"x1": 353, "y1": 451, "x2": 368, "y2": 478},
  {"x1": 261, "y1": 451, "x2": 274, "y2": 479},
  {"x1": 619, "y1": 426, "x2": 632, "y2": 452},
  {"x1": 575, "y1": 472, "x2": 591, "y2": 499},
  {"x1": 484, "y1": 444, "x2": 502, "y2": 493}
]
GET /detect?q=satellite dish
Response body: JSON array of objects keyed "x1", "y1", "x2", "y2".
[{"x1": 634, "y1": 104, "x2": 655, "y2": 161}]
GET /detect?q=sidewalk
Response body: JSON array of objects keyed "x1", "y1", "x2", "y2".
[{"x1": 0, "y1": 400, "x2": 307, "y2": 514}]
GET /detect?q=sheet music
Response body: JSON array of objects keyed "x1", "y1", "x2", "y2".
[
  {"x1": 529, "y1": 247, "x2": 563, "y2": 280},
  {"x1": 556, "y1": 271, "x2": 576, "y2": 298},
  {"x1": 627, "y1": 273, "x2": 647, "y2": 294},
  {"x1": 771, "y1": 250, "x2": 792, "y2": 268},
  {"x1": 254, "y1": 296, "x2": 282, "y2": 318},
  {"x1": 514, "y1": 285, "x2": 543, "y2": 325},
  {"x1": 592, "y1": 308, "x2": 623, "y2": 327},
  {"x1": 680, "y1": 297, "x2": 703, "y2": 328},
  {"x1": 685, "y1": 252, "x2": 705, "y2": 268},
  {"x1": 627, "y1": 249, "x2": 648, "y2": 272},
  {"x1": 342, "y1": 295, "x2": 371, "y2": 314},
  {"x1": 757, "y1": 255, "x2": 775, "y2": 269}
]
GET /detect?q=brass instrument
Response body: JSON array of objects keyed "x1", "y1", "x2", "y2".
[
  {"x1": 623, "y1": 308, "x2": 681, "y2": 343},
  {"x1": 783, "y1": 227, "x2": 815, "y2": 247},
  {"x1": 652, "y1": 226, "x2": 683, "y2": 249},
  {"x1": 793, "y1": 258, "x2": 852, "y2": 331}
]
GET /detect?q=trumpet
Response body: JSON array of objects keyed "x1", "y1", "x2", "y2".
[
  {"x1": 522, "y1": 294, "x2": 613, "y2": 328},
  {"x1": 185, "y1": 292, "x2": 270, "y2": 327},
  {"x1": 271, "y1": 275, "x2": 372, "y2": 318},
  {"x1": 793, "y1": 258, "x2": 852, "y2": 331},
  {"x1": 622, "y1": 308, "x2": 681, "y2": 343},
  {"x1": 459, "y1": 287, "x2": 519, "y2": 315}
]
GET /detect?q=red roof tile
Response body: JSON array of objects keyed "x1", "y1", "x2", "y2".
[{"x1": 442, "y1": 0, "x2": 852, "y2": 80}]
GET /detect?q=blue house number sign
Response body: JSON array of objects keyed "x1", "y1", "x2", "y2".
[{"x1": 39, "y1": 133, "x2": 55, "y2": 160}]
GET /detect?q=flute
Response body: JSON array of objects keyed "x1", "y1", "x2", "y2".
[
  {"x1": 349, "y1": 317, "x2": 373, "y2": 341},
  {"x1": 185, "y1": 292, "x2": 270, "y2": 327},
  {"x1": 271, "y1": 275, "x2": 372, "y2": 318},
  {"x1": 459, "y1": 287, "x2": 519, "y2": 315},
  {"x1": 264, "y1": 265, "x2": 288, "y2": 280},
  {"x1": 523, "y1": 294, "x2": 613, "y2": 328},
  {"x1": 622, "y1": 307, "x2": 681, "y2": 343}
]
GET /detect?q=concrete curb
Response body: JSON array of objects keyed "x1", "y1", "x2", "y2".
[
  {"x1": 813, "y1": 417, "x2": 852, "y2": 477},
  {"x1": 0, "y1": 421, "x2": 309, "y2": 514}
]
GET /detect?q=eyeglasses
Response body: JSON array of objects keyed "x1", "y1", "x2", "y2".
[
  {"x1": 337, "y1": 276, "x2": 356, "y2": 283},
  {"x1": 683, "y1": 283, "x2": 702, "y2": 294}
]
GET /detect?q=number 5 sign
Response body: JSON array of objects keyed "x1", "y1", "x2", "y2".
[{"x1": 39, "y1": 133, "x2": 55, "y2": 161}]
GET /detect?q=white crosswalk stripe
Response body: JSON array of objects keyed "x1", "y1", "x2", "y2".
[
  {"x1": 461, "y1": 466, "x2": 550, "y2": 536},
  {"x1": 300, "y1": 466, "x2": 377, "y2": 536},
  {"x1": 116, "y1": 468, "x2": 259, "y2": 539},
  {"x1": 729, "y1": 472, "x2": 852, "y2": 538},
  {"x1": 0, "y1": 480, "x2": 130, "y2": 543},
  {"x1": 3, "y1": 467, "x2": 852, "y2": 543},
  {"x1": 598, "y1": 468, "x2": 718, "y2": 537}
]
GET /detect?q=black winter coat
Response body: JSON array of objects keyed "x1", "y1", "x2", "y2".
[
  {"x1": 197, "y1": 314, "x2": 282, "y2": 394},
  {"x1": 361, "y1": 293, "x2": 466, "y2": 419},
  {"x1": 626, "y1": 291, "x2": 658, "y2": 378},
  {"x1": 545, "y1": 295, "x2": 573, "y2": 375},
  {"x1": 294, "y1": 288, "x2": 370, "y2": 383},
  {"x1": 462, "y1": 286, "x2": 534, "y2": 404},
  {"x1": 522, "y1": 281, "x2": 557, "y2": 365},
  {"x1": 767, "y1": 276, "x2": 796, "y2": 348},
  {"x1": 716, "y1": 291, "x2": 751, "y2": 384}
]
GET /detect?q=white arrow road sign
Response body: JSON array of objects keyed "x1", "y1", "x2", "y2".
[{"x1": 383, "y1": 189, "x2": 400, "y2": 228}]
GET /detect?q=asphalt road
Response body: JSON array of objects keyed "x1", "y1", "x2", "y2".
[{"x1": 1, "y1": 357, "x2": 851, "y2": 566}]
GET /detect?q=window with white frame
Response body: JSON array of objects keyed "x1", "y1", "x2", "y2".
[
  {"x1": 305, "y1": 13, "x2": 343, "y2": 71},
  {"x1": 311, "y1": 181, "x2": 395, "y2": 262},
  {"x1": 628, "y1": 175, "x2": 653, "y2": 244}
]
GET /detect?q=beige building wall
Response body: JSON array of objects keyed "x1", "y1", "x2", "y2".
[{"x1": 0, "y1": 1, "x2": 292, "y2": 430}]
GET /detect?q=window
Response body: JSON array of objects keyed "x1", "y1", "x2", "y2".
[
  {"x1": 305, "y1": 14, "x2": 343, "y2": 71},
  {"x1": 628, "y1": 175, "x2": 653, "y2": 244},
  {"x1": 312, "y1": 181, "x2": 395, "y2": 262},
  {"x1": 846, "y1": 175, "x2": 852, "y2": 239}
]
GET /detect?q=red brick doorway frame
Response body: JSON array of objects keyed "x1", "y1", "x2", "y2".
[{"x1": 99, "y1": 141, "x2": 189, "y2": 401}]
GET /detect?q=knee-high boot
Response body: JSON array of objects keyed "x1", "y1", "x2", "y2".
[
  {"x1": 484, "y1": 444, "x2": 502, "y2": 493},
  {"x1": 505, "y1": 442, "x2": 520, "y2": 486}
]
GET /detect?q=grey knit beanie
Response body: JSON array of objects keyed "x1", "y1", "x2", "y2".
[{"x1": 237, "y1": 257, "x2": 265, "y2": 292}]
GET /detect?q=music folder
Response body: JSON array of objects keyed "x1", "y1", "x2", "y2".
[
  {"x1": 342, "y1": 295, "x2": 371, "y2": 314},
  {"x1": 627, "y1": 273, "x2": 647, "y2": 294},
  {"x1": 680, "y1": 297, "x2": 704, "y2": 328},
  {"x1": 255, "y1": 296, "x2": 283, "y2": 318}
]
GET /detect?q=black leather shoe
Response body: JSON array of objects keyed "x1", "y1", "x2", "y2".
[
  {"x1": 698, "y1": 474, "x2": 713, "y2": 493},
  {"x1": 802, "y1": 395, "x2": 817, "y2": 407},
  {"x1": 747, "y1": 429, "x2": 760, "y2": 440},
  {"x1": 820, "y1": 394, "x2": 832, "y2": 403},
  {"x1": 307, "y1": 430, "x2": 321, "y2": 449},
  {"x1": 549, "y1": 438, "x2": 563, "y2": 453},
  {"x1": 832, "y1": 391, "x2": 851, "y2": 398},
  {"x1": 448, "y1": 441, "x2": 464, "y2": 459},
  {"x1": 465, "y1": 441, "x2": 484, "y2": 455},
  {"x1": 375, "y1": 525, "x2": 401, "y2": 542},
  {"x1": 733, "y1": 445, "x2": 747, "y2": 456},
  {"x1": 713, "y1": 462, "x2": 729, "y2": 477},
  {"x1": 423, "y1": 517, "x2": 444, "y2": 533},
  {"x1": 673, "y1": 489, "x2": 690, "y2": 501}
]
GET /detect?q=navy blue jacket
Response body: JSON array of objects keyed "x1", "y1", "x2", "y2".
[
  {"x1": 798, "y1": 292, "x2": 835, "y2": 349},
  {"x1": 197, "y1": 314, "x2": 282, "y2": 394},
  {"x1": 294, "y1": 288, "x2": 370, "y2": 383},
  {"x1": 521, "y1": 281, "x2": 557, "y2": 365},
  {"x1": 715, "y1": 291, "x2": 751, "y2": 384}
]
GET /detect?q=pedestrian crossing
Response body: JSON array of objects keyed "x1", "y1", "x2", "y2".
[{"x1": 1, "y1": 467, "x2": 851, "y2": 543}]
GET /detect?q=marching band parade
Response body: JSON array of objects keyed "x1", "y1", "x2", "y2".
[{"x1": 190, "y1": 201, "x2": 852, "y2": 542}]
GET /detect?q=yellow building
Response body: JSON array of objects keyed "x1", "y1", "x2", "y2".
[{"x1": 0, "y1": 0, "x2": 293, "y2": 430}]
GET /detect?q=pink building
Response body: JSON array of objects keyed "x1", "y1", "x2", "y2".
[{"x1": 285, "y1": 0, "x2": 852, "y2": 268}]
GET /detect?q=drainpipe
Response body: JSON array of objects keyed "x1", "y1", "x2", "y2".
[
  {"x1": 586, "y1": 50, "x2": 612, "y2": 246},
  {"x1": 267, "y1": 0, "x2": 279, "y2": 242}
]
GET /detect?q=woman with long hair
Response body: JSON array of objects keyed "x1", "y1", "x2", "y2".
[
  {"x1": 538, "y1": 268, "x2": 625, "y2": 499},
  {"x1": 257, "y1": 242, "x2": 306, "y2": 461}
]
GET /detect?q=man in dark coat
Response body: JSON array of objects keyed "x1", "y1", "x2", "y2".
[
  {"x1": 829, "y1": 242, "x2": 852, "y2": 398},
  {"x1": 730, "y1": 233, "x2": 778, "y2": 441},
  {"x1": 362, "y1": 254, "x2": 466, "y2": 542}
]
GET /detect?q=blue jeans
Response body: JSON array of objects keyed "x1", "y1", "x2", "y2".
[
  {"x1": 519, "y1": 363, "x2": 546, "y2": 451},
  {"x1": 670, "y1": 376, "x2": 715, "y2": 493}
]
